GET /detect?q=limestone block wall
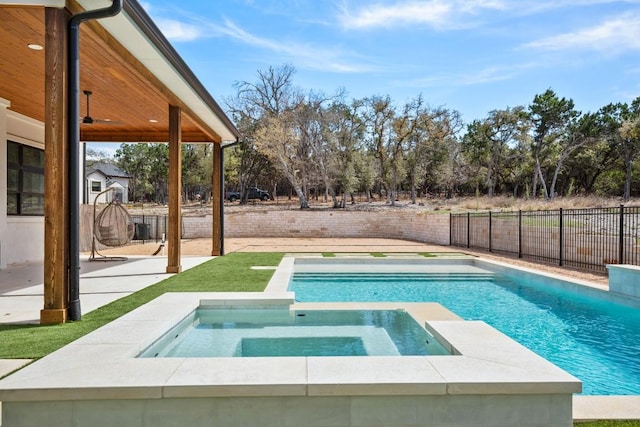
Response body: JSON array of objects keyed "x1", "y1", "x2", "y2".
[
  {"x1": 79, "y1": 208, "x2": 451, "y2": 252},
  {"x1": 223, "y1": 210, "x2": 451, "y2": 245}
]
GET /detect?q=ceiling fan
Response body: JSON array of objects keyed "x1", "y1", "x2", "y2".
[{"x1": 82, "y1": 90, "x2": 121, "y2": 125}]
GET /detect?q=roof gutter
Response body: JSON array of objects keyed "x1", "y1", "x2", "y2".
[
  {"x1": 67, "y1": 0, "x2": 123, "y2": 321},
  {"x1": 123, "y1": 1, "x2": 241, "y2": 142}
]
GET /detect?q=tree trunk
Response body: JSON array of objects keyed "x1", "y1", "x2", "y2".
[
  {"x1": 624, "y1": 158, "x2": 633, "y2": 202},
  {"x1": 410, "y1": 173, "x2": 417, "y2": 204},
  {"x1": 294, "y1": 184, "x2": 309, "y2": 208},
  {"x1": 535, "y1": 159, "x2": 548, "y2": 198}
]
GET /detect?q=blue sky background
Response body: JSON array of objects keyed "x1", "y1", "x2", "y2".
[{"x1": 91, "y1": 0, "x2": 640, "y2": 157}]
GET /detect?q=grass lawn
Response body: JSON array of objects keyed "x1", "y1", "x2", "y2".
[{"x1": 0, "y1": 252, "x2": 283, "y2": 359}]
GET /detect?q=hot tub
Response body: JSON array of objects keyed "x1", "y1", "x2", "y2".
[
  {"x1": 139, "y1": 308, "x2": 451, "y2": 358},
  {"x1": 0, "y1": 291, "x2": 581, "y2": 427}
]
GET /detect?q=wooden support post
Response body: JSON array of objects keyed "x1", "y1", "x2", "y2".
[
  {"x1": 211, "y1": 143, "x2": 222, "y2": 256},
  {"x1": 166, "y1": 105, "x2": 182, "y2": 273},
  {"x1": 41, "y1": 7, "x2": 68, "y2": 324}
]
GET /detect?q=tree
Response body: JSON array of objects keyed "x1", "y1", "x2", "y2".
[
  {"x1": 232, "y1": 65, "x2": 310, "y2": 208},
  {"x1": 528, "y1": 89, "x2": 579, "y2": 199},
  {"x1": 325, "y1": 99, "x2": 366, "y2": 207},
  {"x1": 115, "y1": 144, "x2": 153, "y2": 203},
  {"x1": 548, "y1": 112, "x2": 598, "y2": 199},
  {"x1": 563, "y1": 105, "x2": 621, "y2": 195},
  {"x1": 619, "y1": 98, "x2": 640, "y2": 201},
  {"x1": 254, "y1": 113, "x2": 309, "y2": 207},
  {"x1": 408, "y1": 105, "x2": 462, "y2": 202}
]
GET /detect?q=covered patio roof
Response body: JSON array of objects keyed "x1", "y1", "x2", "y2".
[
  {"x1": 1, "y1": 0, "x2": 237, "y2": 323},
  {"x1": 0, "y1": 0, "x2": 240, "y2": 144}
]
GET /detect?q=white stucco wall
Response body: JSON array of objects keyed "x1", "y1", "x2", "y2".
[
  {"x1": 1, "y1": 108, "x2": 45, "y2": 267},
  {"x1": 87, "y1": 171, "x2": 108, "y2": 204}
]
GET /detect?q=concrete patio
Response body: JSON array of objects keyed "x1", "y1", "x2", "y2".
[{"x1": 0, "y1": 239, "x2": 639, "y2": 423}]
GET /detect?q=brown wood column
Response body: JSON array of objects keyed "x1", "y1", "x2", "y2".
[
  {"x1": 166, "y1": 105, "x2": 182, "y2": 273},
  {"x1": 211, "y1": 142, "x2": 222, "y2": 256},
  {"x1": 41, "y1": 7, "x2": 69, "y2": 324}
]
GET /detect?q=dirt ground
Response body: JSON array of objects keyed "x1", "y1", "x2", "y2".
[{"x1": 95, "y1": 237, "x2": 609, "y2": 286}]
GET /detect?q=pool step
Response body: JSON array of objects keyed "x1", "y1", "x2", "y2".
[{"x1": 292, "y1": 272, "x2": 496, "y2": 282}]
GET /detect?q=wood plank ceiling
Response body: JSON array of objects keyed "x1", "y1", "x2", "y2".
[{"x1": 0, "y1": 6, "x2": 219, "y2": 143}]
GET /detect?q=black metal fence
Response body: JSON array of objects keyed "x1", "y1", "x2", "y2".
[
  {"x1": 450, "y1": 206, "x2": 640, "y2": 274},
  {"x1": 130, "y1": 215, "x2": 167, "y2": 243}
]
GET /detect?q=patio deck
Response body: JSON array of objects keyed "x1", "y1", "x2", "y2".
[{"x1": 0, "y1": 238, "x2": 638, "y2": 423}]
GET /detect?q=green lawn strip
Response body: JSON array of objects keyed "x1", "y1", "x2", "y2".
[
  {"x1": 321, "y1": 252, "x2": 336, "y2": 257},
  {"x1": 0, "y1": 252, "x2": 284, "y2": 359},
  {"x1": 370, "y1": 252, "x2": 386, "y2": 257},
  {"x1": 419, "y1": 253, "x2": 437, "y2": 257},
  {"x1": 575, "y1": 421, "x2": 640, "y2": 426}
]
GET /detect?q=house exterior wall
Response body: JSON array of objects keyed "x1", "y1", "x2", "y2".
[
  {"x1": 1, "y1": 107, "x2": 45, "y2": 266},
  {"x1": 108, "y1": 177, "x2": 129, "y2": 203},
  {"x1": 87, "y1": 172, "x2": 129, "y2": 205},
  {"x1": 87, "y1": 171, "x2": 108, "y2": 204}
]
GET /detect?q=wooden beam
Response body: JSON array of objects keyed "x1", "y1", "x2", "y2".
[
  {"x1": 166, "y1": 105, "x2": 182, "y2": 273},
  {"x1": 211, "y1": 142, "x2": 222, "y2": 256},
  {"x1": 41, "y1": 6, "x2": 68, "y2": 324},
  {"x1": 79, "y1": 130, "x2": 212, "y2": 143}
]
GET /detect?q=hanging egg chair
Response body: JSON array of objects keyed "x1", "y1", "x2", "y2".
[{"x1": 89, "y1": 187, "x2": 135, "y2": 261}]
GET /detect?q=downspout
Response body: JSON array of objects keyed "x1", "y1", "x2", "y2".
[{"x1": 67, "y1": 0, "x2": 123, "y2": 321}]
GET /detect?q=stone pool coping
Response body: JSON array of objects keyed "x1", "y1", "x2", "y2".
[
  {"x1": 0, "y1": 292, "x2": 580, "y2": 403},
  {"x1": 276, "y1": 255, "x2": 640, "y2": 421}
]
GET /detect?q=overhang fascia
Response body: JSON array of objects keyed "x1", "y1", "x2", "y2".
[
  {"x1": 73, "y1": 0, "x2": 240, "y2": 144},
  {"x1": 1, "y1": 1, "x2": 64, "y2": 6}
]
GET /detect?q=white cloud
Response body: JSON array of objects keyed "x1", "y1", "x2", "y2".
[
  {"x1": 154, "y1": 18, "x2": 204, "y2": 42},
  {"x1": 195, "y1": 17, "x2": 381, "y2": 73},
  {"x1": 401, "y1": 62, "x2": 536, "y2": 88},
  {"x1": 524, "y1": 12, "x2": 640, "y2": 54},
  {"x1": 339, "y1": 0, "x2": 507, "y2": 30}
]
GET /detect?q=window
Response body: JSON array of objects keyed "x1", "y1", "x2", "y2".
[
  {"x1": 7, "y1": 141, "x2": 45, "y2": 216},
  {"x1": 91, "y1": 181, "x2": 102, "y2": 192}
]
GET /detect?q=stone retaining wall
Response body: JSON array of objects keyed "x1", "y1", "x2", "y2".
[
  {"x1": 79, "y1": 208, "x2": 451, "y2": 252},
  {"x1": 223, "y1": 210, "x2": 450, "y2": 245}
]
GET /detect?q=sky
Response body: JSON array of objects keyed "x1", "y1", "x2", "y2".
[{"x1": 91, "y1": 0, "x2": 640, "y2": 157}]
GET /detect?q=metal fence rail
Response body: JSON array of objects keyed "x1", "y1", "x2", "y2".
[
  {"x1": 450, "y1": 206, "x2": 640, "y2": 274},
  {"x1": 130, "y1": 214, "x2": 167, "y2": 243}
]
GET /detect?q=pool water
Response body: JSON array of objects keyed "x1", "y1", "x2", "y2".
[
  {"x1": 289, "y1": 272, "x2": 640, "y2": 395},
  {"x1": 139, "y1": 309, "x2": 450, "y2": 358}
]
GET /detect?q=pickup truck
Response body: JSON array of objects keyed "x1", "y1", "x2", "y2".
[{"x1": 225, "y1": 187, "x2": 270, "y2": 202}]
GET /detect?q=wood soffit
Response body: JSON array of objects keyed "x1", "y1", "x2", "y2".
[{"x1": 0, "y1": 5, "x2": 224, "y2": 144}]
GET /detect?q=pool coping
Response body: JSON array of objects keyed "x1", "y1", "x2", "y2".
[
  {"x1": 0, "y1": 291, "x2": 580, "y2": 402},
  {"x1": 277, "y1": 255, "x2": 640, "y2": 420}
]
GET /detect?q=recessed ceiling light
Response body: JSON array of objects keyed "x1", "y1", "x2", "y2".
[
  {"x1": 149, "y1": 119, "x2": 158, "y2": 123},
  {"x1": 28, "y1": 43, "x2": 43, "y2": 51}
]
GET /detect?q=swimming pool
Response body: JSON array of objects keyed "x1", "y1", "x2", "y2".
[
  {"x1": 139, "y1": 308, "x2": 450, "y2": 357},
  {"x1": 289, "y1": 271, "x2": 640, "y2": 395}
]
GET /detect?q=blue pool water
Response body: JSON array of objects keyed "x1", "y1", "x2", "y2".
[
  {"x1": 139, "y1": 309, "x2": 450, "y2": 358},
  {"x1": 289, "y1": 272, "x2": 640, "y2": 395}
]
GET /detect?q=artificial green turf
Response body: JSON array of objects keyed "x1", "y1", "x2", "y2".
[
  {"x1": 0, "y1": 252, "x2": 284, "y2": 359},
  {"x1": 575, "y1": 422, "x2": 640, "y2": 426}
]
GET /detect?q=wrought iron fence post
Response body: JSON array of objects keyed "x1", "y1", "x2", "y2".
[
  {"x1": 518, "y1": 210, "x2": 522, "y2": 258},
  {"x1": 449, "y1": 213, "x2": 452, "y2": 246},
  {"x1": 489, "y1": 211, "x2": 492, "y2": 252},
  {"x1": 467, "y1": 212, "x2": 470, "y2": 248},
  {"x1": 619, "y1": 205, "x2": 625, "y2": 265},
  {"x1": 559, "y1": 208, "x2": 563, "y2": 266}
]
